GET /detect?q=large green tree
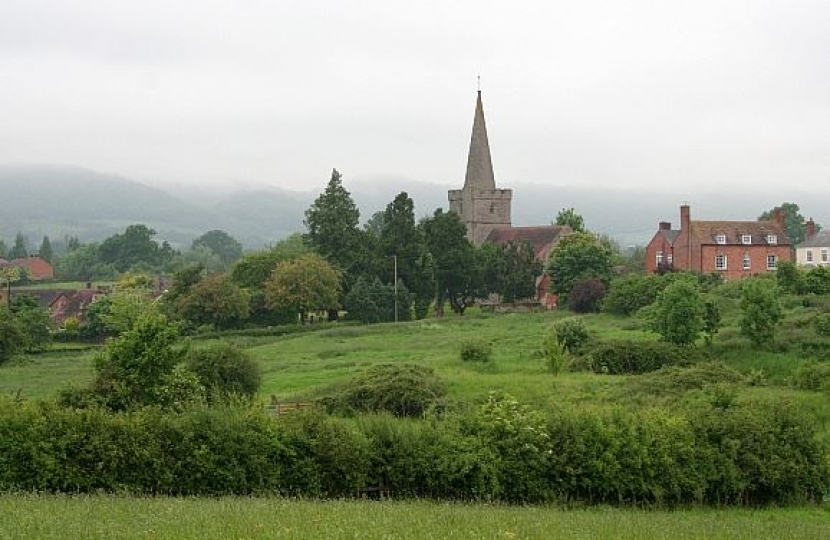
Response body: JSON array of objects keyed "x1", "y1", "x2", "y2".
[
  {"x1": 481, "y1": 240, "x2": 541, "y2": 303},
  {"x1": 379, "y1": 192, "x2": 434, "y2": 318},
  {"x1": 759, "y1": 202, "x2": 809, "y2": 244},
  {"x1": 8, "y1": 232, "x2": 27, "y2": 260},
  {"x1": 546, "y1": 232, "x2": 613, "y2": 303},
  {"x1": 304, "y1": 169, "x2": 361, "y2": 273},
  {"x1": 37, "y1": 236, "x2": 53, "y2": 264},
  {"x1": 175, "y1": 273, "x2": 250, "y2": 329},
  {"x1": 99, "y1": 224, "x2": 174, "y2": 272},
  {"x1": 554, "y1": 207, "x2": 586, "y2": 233},
  {"x1": 420, "y1": 209, "x2": 480, "y2": 316},
  {"x1": 191, "y1": 230, "x2": 243, "y2": 265},
  {"x1": 740, "y1": 278, "x2": 783, "y2": 347},
  {"x1": 265, "y1": 253, "x2": 342, "y2": 322},
  {"x1": 648, "y1": 278, "x2": 704, "y2": 345},
  {"x1": 304, "y1": 169, "x2": 362, "y2": 319}
]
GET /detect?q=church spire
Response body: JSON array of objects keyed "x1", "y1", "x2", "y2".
[{"x1": 463, "y1": 90, "x2": 496, "y2": 191}]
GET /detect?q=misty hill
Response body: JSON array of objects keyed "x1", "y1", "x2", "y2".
[
  {"x1": 0, "y1": 165, "x2": 308, "y2": 249},
  {"x1": 2, "y1": 165, "x2": 827, "y2": 252}
]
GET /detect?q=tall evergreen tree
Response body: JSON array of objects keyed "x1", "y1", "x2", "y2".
[
  {"x1": 303, "y1": 169, "x2": 362, "y2": 319},
  {"x1": 38, "y1": 236, "x2": 54, "y2": 263},
  {"x1": 420, "y1": 209, "x2": 480, "y2": 316},
  {"x1": 0, "y1": 239, "x2": 7, "y2": 259},
  {"x1": 379, "y1": 192, "x2": 434, "y2": 318},
  {"x1": 8, "y1": 232, "x2": 28, "y2": 260}
]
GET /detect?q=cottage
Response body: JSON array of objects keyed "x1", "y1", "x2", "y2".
[{"x1": 796, "y1": 219, "x2": 830, "y2": 267}]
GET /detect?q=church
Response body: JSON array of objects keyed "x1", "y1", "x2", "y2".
[{"x1": 448, "y1": 90, "x2": 570, "y2": 305}]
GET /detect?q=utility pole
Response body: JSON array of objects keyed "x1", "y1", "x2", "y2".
[{"x1": 393, "y1": 254, "x2": 398, "y2": 323}]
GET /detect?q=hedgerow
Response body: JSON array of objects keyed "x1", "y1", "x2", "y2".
[{"x1": 0, "y1": 394, "x2": 826, "y2": 505}]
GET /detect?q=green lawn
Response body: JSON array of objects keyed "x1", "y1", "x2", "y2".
[{"x1": 1, "y1": 495, "x2": 828, "y2": 540}]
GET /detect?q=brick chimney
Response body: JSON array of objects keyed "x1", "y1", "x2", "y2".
[
  {"x1": 805, "y1": 218, "x2": 817, "y2": 239},
  {"x1": 659, "y1": 221, "x2": 672, "y2": 231},
  {"x1": 680, "y1": 204, "x2": 690, "y2": 231}
]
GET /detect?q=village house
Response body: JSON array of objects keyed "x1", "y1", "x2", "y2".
[
  {"x1": 645, "y1": 204, "x2": 793, "y2": 280},
  {"x1": 448, "y1": 91, "x2": 570, "y2": 307},
  {"x1": 0, "y1": 255, "x2": 55, "y2": 280},
  {"x1": 796, "y1": 218, "x2": 830, "y2": 267}
]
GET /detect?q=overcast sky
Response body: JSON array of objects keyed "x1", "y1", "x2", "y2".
[{"x1": 1, "y1": 0, "x2": 828, "y2": 198}]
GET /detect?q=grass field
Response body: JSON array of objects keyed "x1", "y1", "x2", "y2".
[{"x1": 1, "y1": 495, "x2": 828, "y2": 540}]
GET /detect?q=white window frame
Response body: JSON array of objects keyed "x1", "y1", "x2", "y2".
[
  {"x1": 741, "y1": 234, "x2": 752, "y2": 245},
  {"x1": 656, "y1": 251, "x2": 664, "y2": 265},
  {"x1": 743, "y1": 253, "x2": 751, "y2": 270},
  {"x1": 716, "y1": 233, "x2": 727, "y2": 245},
  {"x1": 806, "y1": 250, "x2": 813, "y2": 263},
  {"x1": 766, "y1": 254, "x2": 778, "y2": 270},
  {"x1": 767, "y1": 234, "x2": 778, "y2": 245},
  {"x1": 666, "y1": 253, "x2": 673, "y2": 265},
  {"x1": 715, "y1": 254, "x2": 727, "y2": 270},
  {"x1": 822, "y1": 249, "x2": 829, "y2": 263}
]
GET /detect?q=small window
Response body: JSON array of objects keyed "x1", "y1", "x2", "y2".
[
  {"x1": 767, "y1": 254, "x2": 778, "y2": 270},
  {"x1": 716, "y1": 233, "x2": 727, "y2": 244},
  {"x1": 743, "y1": 253, "x2": 751, "y2": 270},
  {"x1": 489, "y1": 202, "x2": 496, "y2": 214},
  {"x1": 806, "y1": 250, "x2": 813, "y2": 263},
  {"x1": 656, "y1": 251, "x2": 664, "y2": 265},
  {"x1": 666, "y1": 253, "x2": 673, "y2": 265},
  {"x1": 741, "y1": 234, "x2": 752, "y2": 244},
  {"x1": 822, "y1": 249, "x2": 828, "y2": 263},
  {"x1": 767, "y1": 234, "x2": 778, "y2": 244},
  {"x1": 715, "y1": 254, "x2": 727, "y2": 270}
]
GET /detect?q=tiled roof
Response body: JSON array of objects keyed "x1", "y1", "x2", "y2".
[
  {"x1": 689, "y1": 220, "x2": 791, "y2": 245},
  {"x1": 485, "y1": 225, "x2": 570, "y2": 259},
  {"x1": 658, "y1": 230, "x2": 680, "y2": 245},
  {"x1": 799, "y1": 230, "x2": 830, "y2": 248}
]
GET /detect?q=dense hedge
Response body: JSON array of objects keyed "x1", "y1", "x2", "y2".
[
  {"x1": 1, "y1": 395, "x2": 826, "y2": 505},
  {"x1": 587, "y1": 340, "x2": 708, "y2": 374}
]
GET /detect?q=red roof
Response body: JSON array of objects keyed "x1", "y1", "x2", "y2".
[
  {"x1": 485, "y1": 225, "x2": 571, "y2": 261},
  {"x1": 8, "y1": 257, "x2": 54, "y2": 280}
]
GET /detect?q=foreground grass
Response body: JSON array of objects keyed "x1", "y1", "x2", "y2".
[{"x1": 1, "y1": 495, "x2": 828, "y2": 540}]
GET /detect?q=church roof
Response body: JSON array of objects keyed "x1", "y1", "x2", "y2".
[
  {"x1": 485, "y1": 225, "x2": 571, "y2": 261},
  {"x1": 463, "y1": 91, "x2": 496, "y2": 191}
]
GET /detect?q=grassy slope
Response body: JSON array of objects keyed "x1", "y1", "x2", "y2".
[{"x1": 1, "y1": 495, "x2": 828, "y2": 540}]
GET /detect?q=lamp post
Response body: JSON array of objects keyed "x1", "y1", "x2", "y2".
[{"x1": 393, "y1": 254, "x2": 398, "y2": 323}]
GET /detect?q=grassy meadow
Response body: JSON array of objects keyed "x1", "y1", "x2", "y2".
[{"x1": 2, "y1": 495, "x2": 829, "y2": 540}]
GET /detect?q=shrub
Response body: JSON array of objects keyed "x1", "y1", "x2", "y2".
[
  {"x1": 459, "y1": 338, "x2": 492, "y2": 363},
  {"x1": 603, "y1": 274, "x2": 666, "y2": 316},
  {"x1": 541, "y1": 330, "x2": 570, "y2": 374},
  {"x1": 568, "y1": 278, "x2": 607, "y2": 313},
  {"x1": 318, "y1": 363, "x2": 446, "y2": 417},
  {"x1": 791, "y1": 361, "x2": 830, "y2": 392},
  {"x1": 550, "y1": 317, "x2": 590, "y2": 352},
  {"x1": 814, "y1": 313, "x2": 830, "y2": 337},
  {"x1": 588, "y1": 340, "x2": 706, "y2": 374},
  {"x1": 0, "y1": 308, "x2": 24, "y2": 365},
  {"x1": 633, "y1": 362, "x2": 746, "y2": 395},
  {"x1": 740, "y1": 279, "x2": 783, "y2": 346},
  {"x1": 185, "y1": 342, "x2": 262, "y2": 400},
  {"x1": 648, "y1": 279, "x2": 704, "y2": 345}
]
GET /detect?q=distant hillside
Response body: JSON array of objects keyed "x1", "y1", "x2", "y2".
[
  {"x1": 0, "y1": 165, "x2": 308, "y2": 249},
  {"x1": 2, "y1": 165, "x2": 827, "y2": 252}
]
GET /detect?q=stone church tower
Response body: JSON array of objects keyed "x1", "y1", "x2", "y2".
[{"x1": 448, "y1": 91, "x2": 513, "y2": 245}]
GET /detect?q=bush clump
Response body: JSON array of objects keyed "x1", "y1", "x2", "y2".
[
  {"x1": 791, "y1": 361, "x2": 830, "y2": 393},
  {"x1": 318, "y1": 363, "x2": 446, "y2": 417},
  {"x1": 459, "y1": 338, "x2": 492, "y2": 363},
  {"x1": 550, "y1": 317, "x2": 590, "y2": 352},
  {"x1": 813, "y1": 313, "x2": 830, "y2": 337},
  {"x1": 185, "y1": 342, "x2": 262, "y2": 400},
  {"x1": 587, "y1": 340, "x2": 707, "y2": 374}
]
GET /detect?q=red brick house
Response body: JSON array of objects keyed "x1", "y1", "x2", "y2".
[
  {"x1": 0, "y1": 256, "x2": 55, "y2": 280},
  {"x1": 645, "y1": 205, "x2": 793, "y2": 280}
]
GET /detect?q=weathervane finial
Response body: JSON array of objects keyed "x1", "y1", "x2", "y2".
[{"x1": 477, "y1": 74, "x2": 481, "y2": 92}]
